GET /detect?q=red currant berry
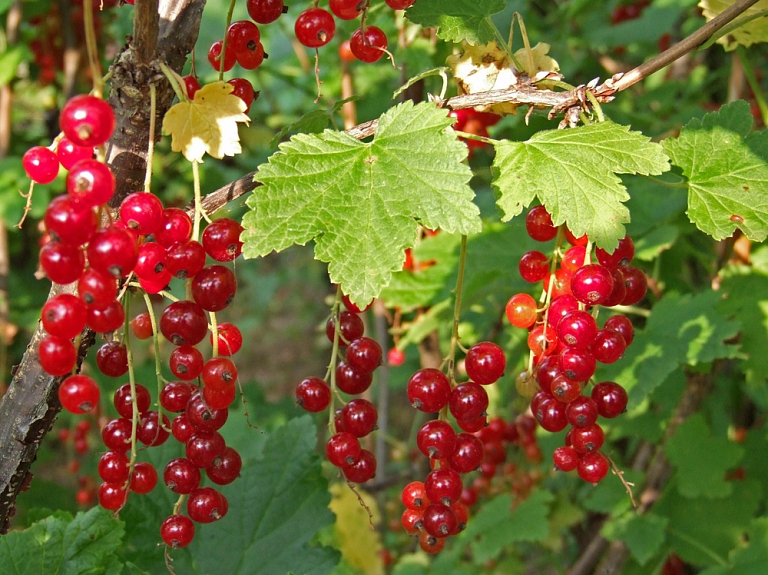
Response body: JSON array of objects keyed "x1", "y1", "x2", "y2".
[
  {"x1": 387, "y1": 347, "x2": 405, "y2": 366},
  {"x1": 186, "y1": 393, "x2": 229, "y2": 432},
  {"x1": 186, "y1": 430, "x2": 226, "y2": 468},
  {"x1": 202, "y1": 218, "x2": 244, "y2": 262},
  {"x1": 227, "y1": 78, "x2": 257, "y2": 113},
  {"x1": 87, "y1": 225, "x2": 138, "y2": 278},
  {"x1": 519, "y1": 250, "x2": 549, "y2": 283},
  {"x1": 113, "y1": 382, "x2": 151, "y2": 419},
  {"x1": 565, "y1": 395, "x2": 599, "y2": 428},
  {"x1": 137, "y1": 410, "x2": 171, "y2": 446},
  {"x1": 183, "y1": 75, "x2": 201, "y2": 99},
  {"x1": 449, "y1": 382, "x2": 488, "y2": 422},
  {"x1": 295, "y1": 377, "x2": 331, "y2": 412},
  {"x1": 96, "y1": 341, "x2": 128, "y2": 377},
  {"x1": 202, "y1": 357, "x2": 238, "y2": 392},
  {"x1": 160, "y1": 300, "x2": 208, "y2": 346},
  {"x1": 208, "y1": 40, "x2": 235, "y2": 72},
  {"x1": 553, "y1": 445, "x2": 579, "y2": 472},
  {"x1": 557, "y1": 310, "x2": 598, "y2": 347},
  {"x1": 165, "y1": 458, "x2": 202, "y2": 494},
  {"x1": 345, "y1": 336, "x2": 382, "y2": 373},
  {"x1": 342, "y1": 449, "x2": 376, "y2": 483},
  {"x1": 98, "y1": 482, "x2": 128, "y2": 511},
  {"x1": 191, "y1": 265, "x2": 237, "y2": 312},
  {"x1": 130, "y1": 462, "x2": 158, "y2": 494},
  {"x1": 422, "y1": 503, "x2": 457, "y2": 538},
  {"x1": 577, "y1": 451, "x2": 609, "y2": 483},
  {"x1": 206, "y1": 446, "x2": 242, "y2": 485},
  {"x1": 294, "y1": 8, "x2": 336, "y2": 48},
  {"x1": 561, "y1": 245, "x2": 587, "y2": 274},
  {"x1": 340, "y1": 398, "x2": 378, "y2": 438},
  {"x1": 547, "y1": 294, "x2": 580, "y2": 328},
  {"x1": 56, "y1": 137, "x2": 93, "y2": 170},
  {"x1": 506, "y1": 293, "x2": 538, "y2": 328},
  {"x1": 349, "y1": 26, "x2": 388, "y2": 63},
  {"x1": 604, "y1": 315, "x2": 634, "y2": 346},
  {"x1": 448, "y1": 433, "x2": 484, "y2": 473},
  {"x1": 60, "y1": 95, "x2": 115, "y2": 147},
  {"x1": 424, "y1": 468, "x2": 462, "y2": 506},
  {"x1": 330, "y1": 0, "x2": 363, "y2": 20},
  {"x1": 86, "y1": 299, "x2": 126, "y2": 333},
  {"x1": 596, "y1": 235, "x2": 635, "y2": 269},
  {"x1": 39, "y1": 335, "x2": 77, "y2": 376},
  {"x1": 570, "y1": 264, "x2": 614, "y2": 305},
  {"x1": 620, "y1": 265, "x2": 647, "y2": 305},
  {"x1": 119, "y1": 192, "x2": 164, "y2": 236},
  {"x1": 407, "y1": 368, "x2": 451, "y2": 412},
  {"x1": 326, "y1": 432, "x2": 361, "y2": 467},
  {"x1": 166, "y1": 239, "x2": 206, "y2": 279},
  {"x1": 402, "y1": 481, "x2": 429, "y2": 510},
  {"x1": 187, "y1": 487, "x2": 227, "y2": 523},
  {"x1": 40, "y1": 241, "x2": 85, "y2": 284},
  {"x1": 161, "y1": 515, "x2": 195, "y2": 548},
  {"x1": 533, "y1": 393, "x2": 568, "y2": 432},
  {"x1": 571, "y1": 424, "x2": 605, "y2": 454},
  {"x1": 417, "y1": 420, "x2": 457, "y2": 460},
  {"x1": 465, "y1": 341, "x2": 506, "y2": 385},
  {"x1": 23, "y1": 146, "x2": 59, "y2": 184},
  {"x1": 336, "y1": 361, "x2": 373, "y2": 394},
  {"x1": 154, "y1": 208, "x2": 192, "y2": 247},
  {"x1": 526, "y1": 205, "x2": 558, "y2": 242},
  {"x1": 246, "y1": 0, "x2": 285, "y2": 24},
  {"x1": 558, "y1": 345, "x2": 596, "y2": 383},
  {"x1": 325, "y1": 311, "x2": 364, "y2": 347},
  {"x1": 130, "y1": 312, "x2": 154, "y2": 340},
  {"x1": 385, "y1": 0, "x2": 416, "y2": 8},
  {"x1": 591, "y1": 381, "x2": 628, "y2": 418},
  {"x1": 59, "y1": 374, "x2": 100, "y2": 413},
  {"x1": 592, "y1": 329, "x2": 626, "y2": 364},
  {"x1": 41, "y1": 294, "x2": 87, "y2": 339},
  {"x1": 169, "y1": 345, "x2": 204, "y2": 380},
  {"x1": 66, "y1": 159, "x2": 115, "y2": 208},
  {"x1": 98, "y1": 450, "x2": 130, "y2": 483},
  {"x1": 44, "y1": 195, "x2": 99, "y2": 246},
  {"x1": 101, "y1": 418, "x2": 132, "y2": 452}
]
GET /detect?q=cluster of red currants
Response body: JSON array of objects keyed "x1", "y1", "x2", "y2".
[
  {"x1": 296, "y1": 294, "x2": 383, "y2": 484},
  {"x1": 400, "y1": 341, "x2": 506, "y2": 553},
  {"x1": 505, "y1": 206, "x2": 642, "y2": 483},
  {"x1": 29, "y1": 91, "x2": 247, "y2": 549}
]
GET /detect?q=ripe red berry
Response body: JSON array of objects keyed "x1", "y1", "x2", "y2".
[
  {"x1": 417, "y1": 420, "x2": 457, "y2": 460},
  {"x1": 591, "y1": 381, "x2": 628, "y2": 418},
  {"x1": 326, "y1": 432, "x2": 361, "y2": 467},
  {"x1": 56, "y1": 137, "x2": 93, "y2": 170},
  {"x1": 526, "y1": 205, "x2": 558, "y2": 242},
  {"x1": 295, "y1": 377, "x2": 331, "y2": 412},
  {"x1": 41, "y1": 294, "x2": 87, "y2": 339},
  {"x1": 119, "y1": 192, "x2": 164, "y2": 236},
  {"x1": 96, "y1": 341, "x2": 128, "y2": 377},
  {"x1": 59, "y1": 374, "x2": 100, "y2": 414},
  {"x1": 87, "y1": 299, "x2": 126, "y2": 333},
  {"x1": 345, "y1": 336, "x2": 382, "y2": 373},
  {"x1": 570, "y1": 264, "x2": 614, "y2": 305},
  {"x1": 113, "y1": 382, "x2": 151, "y2": 419},
  {"x1": 246, "y1": 0, "x2": 285, "y2": 24},
  {"x1": 208, "y1": 40, "x2": 236, "y2": 72},
  {"x1": 60, "y1": 95, "x2": 116, "y2": 147},
  {"x1": 40, "y1": 241, "x2": 85, "y2": 284},
  {"x1": 330, "y1": 0, "x2": 362, "y2": 20},
  {"x1": 343, "y1": 449, "x2": 376, "y2": 483},
  {"x1": 44, "y1": 195, "x2": 99, "y2": 247},
  {"x1": 166, "y1": 239, "x2": 206, "y2": 279},
  {"x1": 186, "y1": 430, "x2": 226, "y2": 468},
  {"x1": 422, "y1": 503, "x2": 457, "y2": 538},
  {"x1": 505, "y1": 293, "x2": 537, "y2": 328},
  {"x1": 206, "y1": 446, "x2": 242, "y2": 485},
  {"x1": 227, "y1": 78, "x2": 257, "y2": 112},
  {"x1": 161, "y1": 515, "x2": 195, "y2": 548},
  {"x1": 335, "y1": 361, "x2": 373, "y2": 394},
  {"x1": 465, "y1": 341, "x2": 506, "y2": 385},
  {"x1": 424, "y1": 468, "x2": 462, "y2": 506},
  {"x1": 340, "y1": 398, "x2": 378, "y2": 438},
  {"x1": 604, "y1": 314, "x2": 634, "y2": 345},
  {"x1": 553, "y1": 445, "x2": 579, "y2": 472},
  {"x1": 385, "y1": 0, "x2": 415, "y2": 8},
  {"x1": 160, "y1": 381, "x2": 196, "y2": 413},
  {"x1": 160, "y1": 300, "x2": 208, "y2": 346},
  {"x1": 39, "y1": 335, "x2": 77, "y2": 376},
  {"x1": 87, "y1": 225, "x2": 138, "y2": 278},
  {"x1": 66, "y1": 159, "x2": 115, "y2": 208},
  {"x1": 519, "y1": 250, "x2": 549, "y2": 283},
  {"x1": 182, "y1": 75, "x2": 201, "y2": 100},
  {"x1": 596, "y1": 235, "x2": 635, "y2": 268},
  {"x1": 137, "y1": 410, "x2": 171, "y2": 446},
  {"x1": 187, "y1": 487, "x2": 227, "y2": 523},
  {"x1": 325, "y1": 311, "x2": 364, "y2": 347},
  {"x1": 227, "y1": 20, "x2": 261, "y2": 54},
  {"x1": 349, "y1": 26, "x2": 388, "y2": 63},
  {"x1": 130, "y1": 462, "x2": 158, "y2": 494},
  {"x1": 98, "y1": 482, "x2": 128, "y2": 511},
  {"x1": 164, "y1": 458, "x2": 202, "y2": 494},
  {"x1": 191, "y1": 265, "x2": 237, "y2": 312},
  {"x1": 387, "y1": 347, "x2": 405, "y2": 366},
  {"x1": 448, "y1": 433, "x2": 484, "y2": 473},
  {"x1": 407, "y1": 368, "x2": 451, "y2": 412},
  {"x1": 101, "y1": 418, "x2": 132, "y2": 452},
  {"x1": 98, "y1": 451, "x2": 130, "y2": 483},
  {"x1": 23, "y1": 146, "x2": 59, "y2": 184},
  {"x1": 154, "y1": 208, "x2": 192, "y2": 247},
  {"x1": 577, "y1": 451, "x2": 609, "y2": 483},
  {"x1": 294, "y1": 8, "x2": 336, "y2": 48}
]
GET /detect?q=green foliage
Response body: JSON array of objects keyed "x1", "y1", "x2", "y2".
[
  {"x1": 663, "y1": 100, "x2": 768, "y2": 242},
  {"x1": 598, "y1": 291, "x2": 739, "y2": 408},
  {"x1": 242, "y1": 101, "x2": 481, "y2": 307},
  {"x1": 0, "y1": 507, "x2": 124, "y2": 575},
  {"x1": 406, "y1": 0, "x2": 508, "y2": 45},
  {"x1": 120, "y1": 416, "x2": 338, "y2": 575},
  {"x1": 492, "y1": 121, "x2": 670, "y2": 251},
  {"x1": 602, "y1": 512, "x2": 669, "y2": 566},
  {"x1": 665, "y1": 414, "x2": 745, "y2": 498},
  {"x1": 699, "y1": 518, "x2": 768, "y2": 575}
]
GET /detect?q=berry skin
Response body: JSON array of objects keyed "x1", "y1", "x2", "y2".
[
  {"x1": 553, "y1": 445, "x2": 579, "y2": 472},
  {"x1": 342, "y1": 449, "x2": 376, "y2": 483},
  {"x1": 66, "y1": 160, "x2": 116, "y2": 209},
  {"x1": 98, "y1": 482, "x2": 128, "y2": 511},
  {"x1": 345, "y1": 337, "x2": 382, "y2": 373},
  {"x1": 591, "y1": 381, "x2": 628, "y2": 418},
  {"x1": 130, "y1": 312, "x2": 154, "y2": 340},
  {"x1": 506, "y1": 293, "x2": 538, "y2": 328},
  {"x1": 330, "y1": 0, "x2": 363, "y2": 20},
  {"x1": 326, "y1": 432, "x2": 361, "y2": 467},
  {"x1": 160, "y1": 300, "x2": 209, "y2": 346},
  {"x1": 119, "y1": 192, "x2": 164, "y2": 236},
  {"x1": 101, "y1": 418, "x2": 133, "y2": 452},
  {"x1": 519, "y1": 250, "x2": 549, "y2": 283},
  {"x1": 401, "y1": 481, "x2": 429, "y2": 510},
  {"x1": 340, "y1": 399, "x2": 378, "y2": 438},
  {"x1": 206, "y1": 446, "x2": 242, "y2": 485},
  {"x1": 385, "y1": 0, "x2": 416, "y2": 8},
  {"x1": 23, "y1": 146, "x2": 59, "y2": 184},
  {"x1": 592, "y1": 329, "x2": 626, "y2": 364},
  {"x1": 325, "y1": 311, "x2": 364, "y2": 347},
  {"x1": 422, "y1": 503, "x2": 457, "y2": 538},
  {"x1": 187, "y1": 487, "x2": 227, "y2": 523},
  {"x1": 56, "y1": 137, "x2": 93, "y2": 170},
  {"x1": 161, "y1": 515, "x2": 195, "y2": 548},
  {"x1": 335, "y1": 361, "x2": 373, "y2": 395},
  {"x1": 191, "y1": 265, "x2": 237, "y2": 312},
  {"x1": 596, "y1": 235, "x2": 635, "y2": 269},
  {"x1": 295, "y1": 377, "x2": 331, "y2": 412},
  {"x1": 228, "y1": 78, "x2": 257, "y2": 113},
  {"x1": 424, "y1": 468, "x2": 462, "y2": 506},
  {"x1": 401, "y1": 508, "x2": 423, "y2": 534},
  {"x1": 39, "y1": 335, "x2": 77, "y2": 376},
  {"x1": 571, "y1": 424, "x2": 605, "y2": 454},
  {"x1": 246, "y1": 0, "x2": 285, "y2": 24},
  {"x1": 60, "y1": 95, "x2": 116, "y2": 147},
  {"x1": 208, "y1": 40, "x2": 236, "y2": 72},
  {"x1": 619, "y1": 266, "x2": 647, "y2": 305},
  {"x1": 59, "y1": 374, "x2": 100, "y2": 413},
  {"x1": 130, "y1": 462, "x2": 158, "y2": 494},
  {"x1": 98, "y1": 451, "x2": 130, "y2": 483},
  {"x1": 448, "y1": 383, "x2": 488, "y2": 422},
  {"x1": 565, "y1": 395, "x2": 599, "y2": 428},
  {"x1": 41, "y1": 294, "x2": 87, "y2": 339},
  {"x1": 87, "y1": 300, "x2": 126, "y2": 333},
  {"x1": 577, "y1": 451, "x2": 609, "y2": 483},
  {"x1": 227, "y1": 20, "x2": 261, "y2": 54},
  {"x1": 407, "y1": 368, "x2": 451, "y2": 412},
  {"x1": 558, "y1": 345, "x2": 596, "y2": 383},
  {"x1": 448, "y1": 433, "x2": 485, "y2": 473},
  {"x1": 533, "y1": 393, "x2": 568, "y2": 432},
  {"x1": 604, "y1": 314, "x2": 634, "y2": 346},
  {"x1": 294, "y1": 8, "x2": 336, "y2": 48},
  {"x1": 164, "y1": 458, "x2": 202, "y2": 494},
  {"x1": 44, "y1": 195, "x2": 99, "y2": 247},
  {"x1": 419, "y1": 531, "x2": 446, "y2": 554},
  {"x1": 113, "y1": 382, "x2": 151, "y2": 419},
  {"x1": 87, "y1": 225, "x2": 138, "y2": 278},
  {"x1": 160, "y1": 381, "x2": 196, "y2": 413},
  {"x1": 465, "y1": 341, "x2": 506, "y2": 385},
  {"x1": 202, "y1": 218, "x2": 244, "y2": 261},
  {"x1": 526, "y1": 205, "x2": 558, "y2": 242},
  {"x1": 169, "y1": 345, "x2": 204, "y2": 380},
  {"x1": 154, "y1": 208, "x2": 193, "y2": 247},
  {"x1": 186, "y1": 430, "x2": 226, "y2": 468},
  {"x1": 557, "y1": 310, "x2": 598, "y2": 348},
  {"x1": 416, "y1": 420, "x2": 457, "y2": 460},
  {"x1": 96, "y1": 342, "x2": 128, "y2": 377},
  {"x1": 39, "y1": 240, "x2": 85, "y2": 284},
  {"x1": 78, "y1": 268, "x2": 117, "y2": 309},
  {"x1": 211, "y1": 322, "x2": 243, "y2": 356},
  {"x1": 349, "y1": 26, "x2": 388, "y2": 63},
  {"x1": 570, "y1": 264, "x2": 615, "y2": 305},
  {"x1": 166, "y1": 240, "x2": 206, "y2": 279},
  {"x1": 137, "y1": 411, "x2": 171, "y2": 446},
  {"x1": 183, "y1": 75, "x2": 201, "y2": 100}
]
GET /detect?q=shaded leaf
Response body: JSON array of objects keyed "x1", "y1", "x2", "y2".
[
  {"x1": 406, "y1": 0, "x2": 508, "y2": 45},
  {"x1": 603, "y1": 512, "x2": 669, "y2": 565},
  {"x1": 699, "y1": 517, "x2": 768, "y2": 575}
]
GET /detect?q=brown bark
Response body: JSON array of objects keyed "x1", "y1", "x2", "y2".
[{"x1": 0, "y1": 0, "x2": 205, "y2": 532}]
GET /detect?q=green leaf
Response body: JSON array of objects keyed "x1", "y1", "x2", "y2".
[
  {"x1": 0, "y1": 45, "x2": 31, "y2": 87},
  {"x1": 582, "y1": 469, "x2": 645, "y2": 516},
  {"x1": 0, "y1": 507, "x2": 124, "y2": 575},
  {"x1": 268, "y1": 98, "x2": 358, "y2": 149},
  {"x1": 717, "y1": 265, "x2": 768, "y2": 406},
  {"x1": 458, "y1": 490, "x2": 554, "y2": 564},
  {"x1": 406, "y1": 0, "x2": 508, "y2": 45},
  {"x1": 242, "y1": 101, "x2": 481, "y2": 307},
  {"x1": 492, "y1": 121, "x2": 670, "y2": 251},
  {"x1": 121, "y1": 416, "x2": 339, "y2": 575},
  {"x1": 598, "y1": 291, "x2": 739, "y2": 408},
  {"x1": 663, "y1": 100, "x2": 768, "y2": 241},
  {"x1": 699, "y1": 518, "x2": 768, "y2": 575},
  {"x1": 603, "y1": 512, "x2": 669, "y2": 566},
  {"x1": 654, "y1": 478, "x2": 762, "y2": 567},
  {"x1": 665, "y1": 414, "x2": 744, "y2": 499}
]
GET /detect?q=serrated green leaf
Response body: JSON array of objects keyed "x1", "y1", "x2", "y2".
[
  {"x1": 582, "y1": 469, "x2": 645, "y2": 515},
  {"x1": 665, "y1": 414, "x2": 744, "y2": 499},
  {"x1": 654, "y1": 478, "x2": 762, "y2": 566},
  {"x1": 458, "y1": 491, "x2": 554, "y2": 564},
  {"x1": 492, "y1": 121, "x2": 670, "y2": 251},
  {"x1": 0, "y1": 507, "x2": 124, "y2": 575},
  {"x1": 663, "y1": 100, "x2": 768, "y2": 241},
  {"x1": 699, "y1": 517, "x2": 768, "y2": 575},
  {"x1": 603, "y1": 512, "x2": 669, "y2": 566},
  {"x1": 242, "y1": 101, "x2": 480, "y2": 307},
  {"x1": 598, "y1": 291, "x2": 739, "y2": 408},
  {"x1": 406, "y1": 0, "x2": 507, "y2": 45},
  {"x1": 121, "y1": 416, "x2": 339, "y2": 575},
  {"x1": 717, "y1": 264, "x2": 768, "y2": 405}
]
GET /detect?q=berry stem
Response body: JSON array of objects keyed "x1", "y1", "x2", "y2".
[
  {"x1": 16, "y1": 181, "x2": 34, "y2": 229},
  {"x1": 736, "y1": 46, "x2": 768, "y2": 126},
  {"x1": 489, "y1": 16, "x2": 524, "y2": 73},
  {"x1": 219, "y1": 0, "x2": 238, "y2": 82},
  {"x1": 586, "y1": 91, "x2": 605, "y2": 122},
  {"x1": 141, "y1": 292, "x2": 167, "y2": 407},
  {"x1": 144, "y1": 83, "x2": 157, "y2": 194},
  {"x1": 82, "y1": 0, "x2": 103, "y2": 96},
  {"x1": 191, "y1": 160, "x2": 209, "y2": 241},
  {"x1": 158, "y1": 62, "x2": 187, "y2": 102},
  {"x1": 122, "y1": 296, "x2": 139, "y2": 489},
  {"x1": 327, "y1": 289, "x2": 343, "y2": 433},
  {"x1": 210, "y1": 311, "x2": 219, "y2": 358},
  {"x1": 446, "y1": 235, "x2": 468, "y2": 387},
  {"x1": 611, "y1": 304, "x2": 651, "y2": 318}
]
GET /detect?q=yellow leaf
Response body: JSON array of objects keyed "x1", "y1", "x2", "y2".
[
  {"x1": 446, "y1": 41, "x2": 559, "y2": 116},
  {"x1": 699, "y1": 0, "x2": 768, "y2": 50},
  {"x1": 328, "y1": 483, "x2": 384, "y2": 575},
  {"x1": 161, "y1": 81, "x2": 250, "y2": 163}
]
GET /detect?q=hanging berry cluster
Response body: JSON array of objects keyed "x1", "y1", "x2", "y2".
[
  {"x1": 296, "y1": 293, "x2": 382, "y2": 484},
  {"x1": 29, "y1": 91, "x2": 248, "y2": 550},
  {"x1": 399, "y1": 341, "x2": 507, "y2": 553},
  {"x1": 506, "y1": 206, "x2": 643, "y2": 483}
]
